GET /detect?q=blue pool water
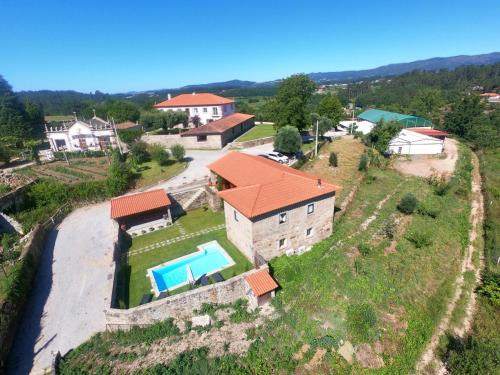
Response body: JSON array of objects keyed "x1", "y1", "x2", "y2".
[{"x1": 152, "y1": 242, "x2": 232, "y2": 292}]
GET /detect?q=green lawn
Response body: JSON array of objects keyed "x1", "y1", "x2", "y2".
[
  {"x1": 116, "y1": 208, "x2": 251, "y2": 308},
  {"x1": 236, "y1": 124, "x2": 275, "y2": 142},
  {"x1": 132, "y1": 160, "x2": 187, "y2": 188}
]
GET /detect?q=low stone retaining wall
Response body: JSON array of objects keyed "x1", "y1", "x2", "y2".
[
  {"x1": 142, "y1": 134, "x2": 183, "y2": 149},
  {"x1": 0, "y1": 180, "x2": 35, "y2": 212},
  {"x1": 231, "y1": 136, "x2": 274, "y2": 149},
  {"x1": 105, "y1": 267, "x2": 265, "y2": 327}
]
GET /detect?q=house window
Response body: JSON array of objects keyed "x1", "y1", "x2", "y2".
[
  {"x1": 197, "y1": 135, "x2": 207, "y2": 142},
  {"x1": 234, "y1": 210, "x2": 239, "y2": 222},
  {"x1": 194, "y1": 108, "x2": 198, "y2": 114},
  {"x1": 278, "y1": 212, "x2": 287, "y2": 224},
  {"x1": 278, "y1": 238, "x2": 287, "y2": 249},
  {"x1": 307, "y1": 203, "x2": 314, "y2": 214},
  {"x1": 306, "y1": 227, "x2": 313, "y2": 237},
  {"x1": 213, "y1": 107, "x2": 218, "y2": 115},
  {"x1": 203, "y1": 107, "x2": 208, "y2": 113}
]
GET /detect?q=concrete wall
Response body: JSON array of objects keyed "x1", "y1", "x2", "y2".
[
  {"x1": 157, "y1": 104, "x2": 235, "y2": 125},
  {"x1": 231, "y1": 136, "x2": 274, "y2": 150},
  {"x1": 224, "y1": 194, "x2": 336, "y2": 261},
  {"x1": 105, "y1": 267, "x2": 265, "y2": 325},
  {"x1": 388, "y1": 141, "x2": 444, "y2": 155}
]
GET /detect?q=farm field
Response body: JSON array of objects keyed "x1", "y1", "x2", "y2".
[
  {"x1": 59, "y1": 143, "x2": 475, "y2": 374},
  {"x1": 16, "y1": 158, "x2": 109, "y2": 184}
]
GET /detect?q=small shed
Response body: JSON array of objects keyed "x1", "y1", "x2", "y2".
[
  {"x1": 244, "y1": 269, "x2": 279, "y2": 308},
  {"x1": 111, "y1": 189, "x2": 172, "y2": 234}
]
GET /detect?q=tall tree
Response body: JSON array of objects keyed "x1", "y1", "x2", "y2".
[
  {"x1": 317, "y1": 94, "x2": 343, "y2": 125},
  {"x1": 443, "y1": 95, "x2": 483, "y2": 137},
  {"x1": 409, "y1": 88, "x2": 443, "y2": 125},
  {"x1": 365, "y1": 120, "x2": 403, "y2": 153},
  {"x1": 270, "y1": 74, "x2": 316, "y2": 131},
  {"x1": 0, "y1": 75, "x2": 29, "y2": 138},
  {"x1": 274, "y1": 125, "x2": 302, "y2": 153}
]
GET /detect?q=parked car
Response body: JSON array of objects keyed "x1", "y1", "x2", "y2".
[{"x1": 260, "y1": 152, "x2": 289, "y2": 164}]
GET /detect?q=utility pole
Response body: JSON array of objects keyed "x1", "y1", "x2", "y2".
[
  {"x1": 315, "y1": 119, "x2": 319, "y2": 157},
  {"x1": 111, "y1": 117, "x2": 123, "y2": 155}
]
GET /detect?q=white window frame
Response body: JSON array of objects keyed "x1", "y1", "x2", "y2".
[
  {"x1": 307, "y1": 203, "x2": 314, "y2": 215},
  {"x1": 278, "y1": 212, "x2": 287, "y2": 224},
  {"x1": 306, "y1": 227, "x2": 313, "y2": 237},
  {"x1": 278, "y1": 238, "x2": 287, "y2": 249},
  {"x1": 203, "y1": 107, "x2": 208, "y2": 113},
  {"x1": 213, "y1": 106, "x2": 218, "y2": 115},
  {"x1": 194, "y1": 108, "x2": 198, "y2": 114}
]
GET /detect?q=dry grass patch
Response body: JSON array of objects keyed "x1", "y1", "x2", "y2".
[{"x1": 302, "y1": 136, "x2": 366, "y2": 205}]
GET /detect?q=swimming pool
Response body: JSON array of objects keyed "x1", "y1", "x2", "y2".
[{"x1": 147, "y1": 240, "x2": 235, "y2": 295}]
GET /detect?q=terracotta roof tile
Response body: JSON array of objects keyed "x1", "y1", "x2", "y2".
[
  {"x1": 111, "y1": 189, "x2": 171, "y2": 219},
  {"x1": 181, "y1": 113, "x2": 254, "y2": 136},
  {"x1": 208, "y1": 153, "x2": 340, "y2": 218},
  {"x1": 407, "y1": 127, "x2": 448, "y2": 137},
  {"x1": 115, "y1": 121, "x2": 140, "y2": 130},
  {"x1": 153, "y1": 93, "x2": 234, "y2": 108},
  {"x1": 245, "y1": 270, "x2": 278, "y2": 297}
]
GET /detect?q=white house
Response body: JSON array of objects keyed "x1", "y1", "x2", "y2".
[
  {"x1": 45, "y1": 116, "x2": 118, "y2": 152},
  {"x1": 388, "y1": 129, "x2": 445, "y2": 155},
  {"x1": 338, "y1": 120, "x2": 375, "y2": 135},
  {"x1": 153, "y1": 93, "x2": 235, "y2": 125}
]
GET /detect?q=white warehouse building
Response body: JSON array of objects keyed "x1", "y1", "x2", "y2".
[
  {"x1": 153, "y1": 93, "x2": 235, "y2": 125},
  {"x1": 388, "y1": 128, "x2": 447, "y2": 155},
  {"x1": 45, "y1": 116, "x2": 118, "y2": 152}
]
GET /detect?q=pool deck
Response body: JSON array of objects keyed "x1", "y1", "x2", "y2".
[{"x1": 146, "y1": 240, "x2": 235, "y2": 296}]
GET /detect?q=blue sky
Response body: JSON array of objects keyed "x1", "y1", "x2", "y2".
[{"x1": 1, "y1": 0, "x2": 499, "y2": 93}]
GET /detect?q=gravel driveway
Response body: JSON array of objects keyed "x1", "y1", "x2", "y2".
[{"x1": 7, "y1": 202, "x2": 115, "y2": 374}]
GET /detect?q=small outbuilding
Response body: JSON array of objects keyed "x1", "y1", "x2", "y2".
[
  {"x1": 111, "y1": 189, "x2": 172, "y2": 235},
  {"x1": 244, "y1": 269, "x2": 279, "y2": 308}
]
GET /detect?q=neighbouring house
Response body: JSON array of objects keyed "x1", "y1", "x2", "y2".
[
  {"x1": 179, "y1": 113, "x2": 255, "y2": 149},
  {"x1": 154, "y1": 92, "x2": 235, "y2": 125},
  {"x1": 244, "y1": 269, "x2": 279, "y2": 308},
  {"x1": 480, "y1": 92, "x2": 500, "y2": 103},
  {"x1": 388, "y1": 128, "x2": 446, "y2": 155},
  {"x1": 358, "y1": 109, "x2": 433, "y2": 128},
  {"x1": 208, "y1": 152, "x2": 340, "y2": 262},
  {"x1": 115, "y1": 121, "x2": 142, "y2": 131},
  {"x1": 45, "y1": 116, "x2": 118, "y2": 152},
  {"x1": 111, "y1": 189, "x2": 172, "y2": 236}
]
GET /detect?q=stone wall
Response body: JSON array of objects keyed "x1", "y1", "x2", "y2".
[
  {"x1": 142, "y1": 133, "x2": 223, "y2": 150},
  {"x1": 105, "y1": 267, "x2": 265, "y2": 326},
  {"x1": 0, "y1": 180, "x2": 35, "y2": 212},
  {"x1": 231, "y1": 136, "x2": 274, "y2": 150}
]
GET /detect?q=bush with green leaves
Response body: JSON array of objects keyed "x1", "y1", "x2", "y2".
[
  {"x1": 148, "y1": 143, "x2": 170, "y2": 166},
  {"x1": 382, "y1": 219, "x2": 397, "y2": 239},
  {"x1": 0, "y1": 183, "x2": 11, "y2": 195},
  {"x1": 106, "y1": 151, "x2": 132, "y2": 196},
  {"x1": 446, "y1": 336, "x2": 500, "y2": 375},
  {"x1": 477, "y1": 271, "x2": 500, "y2": 307},
  {"x1": 417, "y1": 201, "x2": 440, "y2": 218},
  {"x1": 397, "y1": 193, "x2": 418, "y2": 214},
  {"x1": 358, "y1": 153, "x2": 368, "y2": 171},
  {"x1": 427, "y1": 173, "x2": 452, "y2": 196},
  {"x1": 117, "y1": 129, "x2": 143, "y2": 145},
  {"x1": 129, "y1": 141, "x2": 150, "y2": 164},
  {"x1": 346, "y1": 303, "x2": 378, "y2": 342},
  {"x1": 358, "y1": 242, "x2": 371, "y2": 256},
  {"x1": 406, "y1": 230, "x2": 433, "y2": 248},
  {"x1": 273, "y1": 125, "x2": 302, "y2": 154},
  {"x1": 329, "y1": 152, "x2": 338, "y2": 167},
  {"x1": 171, "y1": 144, "x2": 186, "y2": 162}
]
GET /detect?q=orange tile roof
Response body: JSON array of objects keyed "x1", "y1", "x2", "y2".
[
  {"x1": 111, "y1": 189, "x2": 171, "y2": 219},
  {"x1": 208, "y1": 153, "x2": 340, "y2": 218},
  {"x1": 115, "y1": 121, "x2": 140, "y2": 130},
  {"x1": 407, "y1": 128, "x2": 448, "y2": 137},
  {"x1": 245, "y1": 270, "x2": 278, "y2": 297},
  {"x1": 181, "y1": 113, "x2": 254, "y2": 136},
  {"x1": 480, "y1": 92, "x2": 499, "y2": 97},
  {"x1": 153, "y1": 93, "x2": 234, "y2": 108}
]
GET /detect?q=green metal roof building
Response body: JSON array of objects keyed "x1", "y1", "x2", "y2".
[{"x1": 358, "y1": 109, "x2": 432, "y2": 127}]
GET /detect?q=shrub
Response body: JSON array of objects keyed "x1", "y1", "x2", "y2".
[
  {"x1": 310, "y1": 335, "x2": 340, "y2": 350},
  {"x1": 0, "y1": 183, "x2": 10, "y2": 195},
  {"x1": 358, "y1": 153, "x2": 368, "y2": 171},
  {"x1": 273, "y1": 125, "x2": 302, "y2": 154},
  {"x1": 417, "y1": 201, "x2": 440, "y2": 218},
  {"x1": 346, "y1": 303, "x2": 378, "y2": 342},
  {"x1": 397, "y1": 193, "x2": 418, "y2": 214},
  {"x1": 129, "y1": 141, "x2": 150, "y2": 164},
  {"x1": 358, "y1": 243, "x2": 371, "y2": 256},
  {"x1": 382, "y1": 219, "x2": 397, "y2": 239},
  {"x1": 229, "y1": 299, "x2": 257, "y2": 323},
  {"x1": 477, "y1": 271, "x2": 500, "y2": 307},
  {"x1": 446, "y1": 336, "x2": 500, "y2": 375},
  {"x1": 148, "y1": 143, "x2": 170, "y2": 166},
  {"x1": 406, "y1": 230, "x2": 433, "y2": 248},
  {"x1": 171, "y1": 144, "x2": 186, "y2": 162},
  {"x1": 329, "y1": 152, "x2": 338, "y2": 167},
  {"x1": 427, "y1": 173, "x2": 452, "y2": 196},
  {"x1": 117, "y1": 129, "x2": 143, "y2": 145}
]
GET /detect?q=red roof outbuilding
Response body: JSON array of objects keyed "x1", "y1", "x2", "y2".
[
  {"x1": 181, "y1": 113, "x2": 254, "y2": 136},
  {"x1": 245, "y1": 270, "x2": 279, "y2": 297},
  {"x1": 153, "y1": 93, "x2": 234, "y2": 108},
  {"x1": 407, "y1": 128, "x2": 449, "y2": 138},
  {"x1": 111, "y1": 189, "x2": 171, "y2": 219}
]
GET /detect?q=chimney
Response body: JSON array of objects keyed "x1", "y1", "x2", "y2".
[
  {"x1": 167, "y1": 93, "x2": 171, "y2": 100},
  {"x1": 317, "y1": 178, "x2": 322, "y2": 188}
]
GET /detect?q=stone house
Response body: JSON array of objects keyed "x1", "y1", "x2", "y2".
[{"x1": 208, "y1": 153, "x2": 339, "y2": 261}]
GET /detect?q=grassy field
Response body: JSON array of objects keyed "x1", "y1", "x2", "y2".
[
  {"x1": 116, "y1": 208, "x2": 251, "y2": 308},
  {"x1": 60, "y1": 143, "x2": 474, "y2": 373},
  {"x1": 236, "y1": 124, "x2": 275, "y2": 142},
  {"x1": 131, "y1": 160, "x2": 187, "y2": 189},
  {"x1": 302, "y1": 136, "x2": 366, "y2": 206}
]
